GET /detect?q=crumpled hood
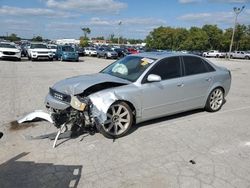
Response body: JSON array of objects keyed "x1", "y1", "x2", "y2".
[{"x1": 52, "y1": 73, "x2": 131, "y2": 95}]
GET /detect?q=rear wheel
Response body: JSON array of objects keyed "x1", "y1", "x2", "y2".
[
  {"x1": 205, "y1": 88, "x2": 224, "y2": 112},
  {"x1": 245, "y1": 56, "x2": 249, "y2": 60},
  {"x1": 97, "y1": 102, "x2": 133, "y2": 138}
]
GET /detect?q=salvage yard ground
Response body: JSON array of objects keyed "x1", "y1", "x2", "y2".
[{"x1": 0, "y1": 57, "x2": 250, "y2": 188}]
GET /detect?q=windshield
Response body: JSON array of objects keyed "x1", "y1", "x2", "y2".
[
  {"x1": 0, "y1": 43, "x2": 16, "y2": 49},
  {"x1": 101, "y1": 56, "x2": 155, "y2": 82},
  {"x1": 31, "y1": 44, "x2": 47, "y2": 49},
  {"x1": 62, "y1": 46, "x2": 74, "y2": 52}
]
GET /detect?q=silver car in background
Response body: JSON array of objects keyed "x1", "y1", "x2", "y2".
[{"x1": 45, "y1": 52, "x2": 231, "y2": 138}]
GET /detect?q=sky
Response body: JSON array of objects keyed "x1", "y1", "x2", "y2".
[{"x1": 0, "y1": 0, "x2": 250, "y2": 40}]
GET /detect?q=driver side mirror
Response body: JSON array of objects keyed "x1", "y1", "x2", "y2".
[{"x1": 147, "y1": 74, "x2": 161, "y2": 82}]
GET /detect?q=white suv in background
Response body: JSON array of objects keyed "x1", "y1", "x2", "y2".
[
  {"x1": 84, "y1": 47, "x2": 97, "y2": 56},
  {"x1": 0, "y1": 42, "x2": 21, "y2": 61},
  {"x1": 27, "y1": 43, "x2": 53, "y2": 61}
]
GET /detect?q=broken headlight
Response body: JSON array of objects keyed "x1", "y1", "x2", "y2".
[{"x1": 70, "y1": 96, "x2": 88, "y2": 111}]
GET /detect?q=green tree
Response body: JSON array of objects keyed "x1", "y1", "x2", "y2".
[
  {"x1": 81, "y1": 27, "x2": 91, "y2": 39},
  {"x1": 182, "y1": 27, "x2": 208, "y2": 51},
  {"x1": 32, "y1": 36, "x2": 43, "y2": 42},
  {"x1": 7, "y1": 33, "x2": 20, "y2": 42},
  {"x1": 146, "y1": 26, "x2": 175, "y2": 50},
  {"x1": 79, "y1": 36, "x2": 89, "y2": 47},
  {"x1": 202, "y1": 25, "x2": 223, "y2": 50}
]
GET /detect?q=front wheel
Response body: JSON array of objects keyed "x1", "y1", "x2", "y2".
[
  {"x1": 205, "y1": 88, "x2": 224, "y2": 112},
  {"x1": 97, "y1": 102, "x2": 133, "y2": 138}
]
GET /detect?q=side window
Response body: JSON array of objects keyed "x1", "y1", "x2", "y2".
[
  {"x1": 183, "y1": 56, "x2": 208, "y2": 76},
  {"x1": 203, "y1": 60, "x2": 215, "y2": 72},
  {"x1": 148, "y1": 57, "x2": 181, "y2": 80}
]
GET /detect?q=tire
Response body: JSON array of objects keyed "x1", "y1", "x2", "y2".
[
  {"x1": 205, "y1": 88, "x2": 224, "y2": 112},
  {"x1": 104, "y1": 54, "x2": 108, "y2": 59},
  {"x1": 59, "y1": 56, "x2": 63, "y2": 62},
  {"x1": 97, "y1": 101, "x2": 133, "y2": 139},
  {"x1": 245, "y1": 56, "x2": 249, "y2": 60},
  {"x1": 97, "y1": 54, "x2": 100, "y2": 58},
  {"x1": 49, "y1": 58, "x2": 53, "y2": 61},
  {"x1": 216, "y1": 54, "x2": 219, "y2": 58}
]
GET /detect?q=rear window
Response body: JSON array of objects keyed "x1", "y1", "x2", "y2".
[{"x1": 183, "y1": 56, "x2": 208, "y2": 76}]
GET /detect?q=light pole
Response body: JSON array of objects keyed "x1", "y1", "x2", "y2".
[
  {"x1": 118, "y1": 21, "x2": 122, "y2": 45},
  {"x1": 229, "y1": 6, "x2": 245, "y2": 59}
]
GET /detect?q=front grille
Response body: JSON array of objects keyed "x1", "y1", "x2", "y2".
[
  {"x1": 49, "y1": 88, "x2": 71, "y2": 103},
  {"x1": 3, "y1": 51, "x2": 15, "y2": 55},
  {"x1": 38, "y1": 51, "x2": 49, "y2": 54}
]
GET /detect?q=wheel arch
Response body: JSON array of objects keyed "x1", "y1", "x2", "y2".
[
  {"x1": 205, "y1": 84, "x2": 225, "y2": 107},
  {"x1": 111, "y1": 99, "x2": 137, "y2": 124}
]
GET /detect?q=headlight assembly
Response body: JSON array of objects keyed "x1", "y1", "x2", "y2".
[{"x1": 70, "y1": 96, "x2": 87, "y2": 111}]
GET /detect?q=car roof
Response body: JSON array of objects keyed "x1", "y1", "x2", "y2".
[{"x1": 132, "y1": 52, "x2": 197, "y2": 60}]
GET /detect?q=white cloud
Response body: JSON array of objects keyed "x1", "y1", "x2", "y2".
[
  {"x1": 46, "y1": 0, "x2": 127, "y2": 13},
  {"x1": 178, "y1": 9, "x2": 250, "y2": 26},
  {"x1": 0, "y1": 19, "x2": 33, "y2": 31},
  {"x1": 85, "y1": 17, "x2": 166, "y2": 27},
  {"x1": 209, "y1": 0, "x2": 250, "y2": 3},
  {"x1": 0, "y1": 5, "x2": 76, "y2": 18},
  {"x1": 179, "y1": 0, "x2": 202, "y2": 3}
]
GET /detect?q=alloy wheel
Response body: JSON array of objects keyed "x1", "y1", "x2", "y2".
[{"x1": 103, "y1": 103, "x2": 131, "y2": 136}]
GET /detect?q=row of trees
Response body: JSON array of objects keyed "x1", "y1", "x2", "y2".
[
  {"x1": 0, "y1": 33, "x2": 44, "y2": 42},
  {"x1": 145, "y1": 24, "x2": 250, "y2": 51},
  {"x1": 79, "y1": 27, "x2": 144, "y2": 47}
]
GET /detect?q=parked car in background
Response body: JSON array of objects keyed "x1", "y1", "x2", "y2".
[
  {"x1": 127, "y1": 48, "x2": 139, "y2": 54},
  {"x1": 0, "y1": 42, "x2": 21, "y2": 61},
  {"x1": 97, "y1": 47, "x2": 118, "y2": 59},
  {"x1": 48, "y1": 44, "x2": 57, "y2": 58},
  {"x1": 56, "y1": 45, "x2": 79, "y2": 62},
  {"x1": 203, "y1": 50, "x2": 225, "y2": 58},
  {"x1": 45, "y1": 52, "x2": 231, "y2": 138},
  {"x1": 85, "y1": 47, "x2": 97, "y2": 56},
  {"x1": 114, "y1": 48, "x2": 131, "y2": 58},
  {"x1": 20, "y1": 43, "x2": 29, "y2": 57},
  {"x1": 189, "y1": 51, "x2": 203, "y2": 56},
  {"x1": 75, "y1": 46, "x2": 85, "y2": 56},
  {"x1": 229, "y1": 51, "x2": 250, "y2": 59},
  {"x1": 27, "y1": 43, "x2": 53, "y2": 61}
]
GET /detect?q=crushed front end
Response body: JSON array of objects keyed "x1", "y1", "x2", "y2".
[{"x1": 45, "y1": 88, "x2": 97, "y2": 137}]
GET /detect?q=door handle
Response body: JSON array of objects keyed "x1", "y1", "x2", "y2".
[
  {"x1": 177, "y1": 83, "x2": 184, "y2": 87},
  {"x1": 206, "y1": 78, "x2": 212, "y2": 82}
]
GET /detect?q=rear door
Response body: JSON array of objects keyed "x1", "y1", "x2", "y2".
[{"x1": 180, "y1": 56, "x2": 214, "y2": 109}]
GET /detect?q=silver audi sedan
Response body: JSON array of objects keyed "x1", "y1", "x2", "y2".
[{"x1": 45, "y1": 52, "x2": 231, "y2": 138}]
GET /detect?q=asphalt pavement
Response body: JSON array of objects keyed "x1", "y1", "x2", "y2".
[{"x1": 0, "y1": 57, "x2": 250, "y2": 188}]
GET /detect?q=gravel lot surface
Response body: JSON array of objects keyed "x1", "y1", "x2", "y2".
[{"x1": 0, "y1": 57, "x2": 250, "y2": 188}]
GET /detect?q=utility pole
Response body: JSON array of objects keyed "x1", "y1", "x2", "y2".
[
  {"x1": 118, "y1": 21, "x2": 122, "y2": 45},
  {"x1": 229, "y1": 6, "x2": 245, "y2": 59}
]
